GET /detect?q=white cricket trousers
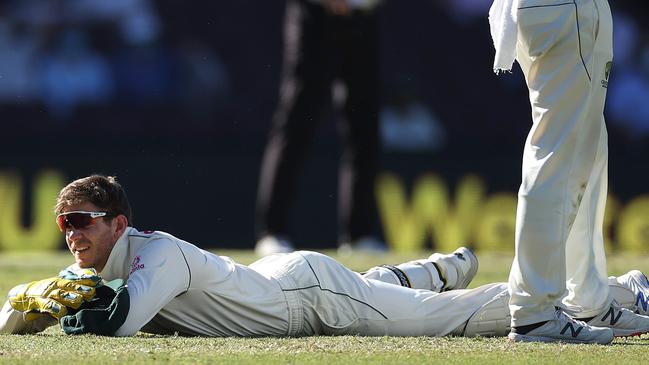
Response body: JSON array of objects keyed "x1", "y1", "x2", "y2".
[
  {"x1": 252, "y1": 251, "x2": 508, "y2": 336},
  {"x1": 508, "y1": 0, "x2": 614, "y2": 326}
]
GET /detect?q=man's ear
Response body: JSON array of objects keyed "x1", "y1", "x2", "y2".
[{"x1": 112, "y1": 215, "x2": 128, "y2": 240}]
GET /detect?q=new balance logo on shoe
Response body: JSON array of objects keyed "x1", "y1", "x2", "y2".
[
  {"x1": 560, "y1": 323, "x2": 583, "y2": 338},
  {"x1": 586, "y1": 300, "x2": 649, "y2": 337},
  {"x1": 602, "y1": 307, "x2": 623, "y2": 326}
]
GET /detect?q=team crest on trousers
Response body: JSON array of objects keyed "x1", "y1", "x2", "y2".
[{"x1": 601, "y1": 61, "x2": 612, "y2": 88}]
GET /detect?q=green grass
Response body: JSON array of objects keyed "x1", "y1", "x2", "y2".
[{"x1": 1, "y1": 250, "x2": 649, "y2": 365}]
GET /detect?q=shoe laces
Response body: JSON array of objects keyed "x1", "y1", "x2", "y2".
[{"x1": 556, "y1": 308, "x2": 589, "y2": 327}]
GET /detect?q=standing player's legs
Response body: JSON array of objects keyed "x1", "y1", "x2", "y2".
[
  {"x1": 336, "y1": 9, "x2": 380, "y2": 245},
  {"x1": 508, "y1": 0, "x2": 607, "y2": 328},
  {"x1": 562, "y1": 0, "x2": 613, "y2": 318},
  {"x1": 562, "y1": 125, "x2": 609, "y2": 317},
  {"x1": 552, "y1": 2, "x2": 649, "y2": 337},
  {"x1": 255, "y1": 0, "x2": 339, "y2": 243}
]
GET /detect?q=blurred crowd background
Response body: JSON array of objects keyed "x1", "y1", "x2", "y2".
[{"x1": 1, "y1": 0, "x2": 648, "y2": 250}]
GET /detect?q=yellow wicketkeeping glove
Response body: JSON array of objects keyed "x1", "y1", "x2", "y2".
[{"x1": 8, "y1": 268, "x2": 102, "y2": 321}]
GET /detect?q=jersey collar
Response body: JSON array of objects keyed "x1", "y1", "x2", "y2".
[{"x1": 99, "y1": 227, "x2": 133, "y2": 281}]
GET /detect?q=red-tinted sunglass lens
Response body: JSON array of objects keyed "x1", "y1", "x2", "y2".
[
  {"x1": 56, "y1": 215, "x2": 67, "y2": 232},
  {"x1": 56, "y1": 213, "x2": 95, "y2": 232}
]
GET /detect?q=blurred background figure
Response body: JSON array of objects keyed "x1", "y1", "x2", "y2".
[
  {"x1": 41, "y1": 29, "x2": 113, "y2": 120},
  {"x1": 254, "y1": 0, "x2": 385, "y2": 256},
  {"x1": 0, "y1": 9, "x2": 41, "y2": 105},
  {"x1": 380, "y1": 76, "x2": 445, "y2": 153}
]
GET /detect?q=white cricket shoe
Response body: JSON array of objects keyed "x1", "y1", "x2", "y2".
[
  {"x1": 508, "y1": 309, "x2": 613, "y2": 344},
  {"x1": 255, "y1": 235, "x2": 294, "y2": 256},
  {"x1": 586, "y1": 299, "x2": 649, "y2": 337},
  {"x1": 615, "y1": 270, "x2": 649, "y2": 315},
  {"x1": 428, "y1": 247, "x2": 478, "y2": 290},
  {"x1": 338, "y1": 236, "x2": 388, "y2": 256}
]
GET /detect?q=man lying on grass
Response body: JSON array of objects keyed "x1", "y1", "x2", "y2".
[{"x1": 2, "y1": 175, "x2": 649, "y2": 344}]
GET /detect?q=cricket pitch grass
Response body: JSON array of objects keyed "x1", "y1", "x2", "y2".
[{"x1": 1, "y1": 250, "x2": 648, "y2": 365}]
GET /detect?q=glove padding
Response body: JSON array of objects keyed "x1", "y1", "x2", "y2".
[
  {"x1": 8, "y1": 268, "x2": 102, "y2": 321},
  {"x1": 57, "y1": 267, "x2": 102, "y2": 283}
]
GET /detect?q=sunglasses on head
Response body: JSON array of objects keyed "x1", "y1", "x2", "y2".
[{"x1": 56, "y1": 211, "x2": 115, "y2": 232}]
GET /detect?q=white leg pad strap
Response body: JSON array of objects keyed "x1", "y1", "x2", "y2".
[
  {"x1": 428, "y1": 254, "x2": 458, "y2": 290},
  {"x1": 397, "y1": 260, "x2": 444, "y2": 292},
  {"x1": 363, "y1": 261, "x2": 445, "y2": 292}
]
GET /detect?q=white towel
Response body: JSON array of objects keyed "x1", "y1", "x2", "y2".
[{"x1": 489, "y1": 0, "x2": 519, "y2": 73}]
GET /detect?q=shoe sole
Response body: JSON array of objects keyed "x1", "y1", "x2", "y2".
[
  {"x1": 508, "y1": 332, "x2": 613, "y2": 344},
  {"x1": 455, "y1": 247, "x2": 479, "y2": 289},
  {"x1": 610, "y1": 328, "x2": 649, "y2": 337}
]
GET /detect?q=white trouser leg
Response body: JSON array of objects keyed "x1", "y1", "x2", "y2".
[
  {"x1": 290, "y1": 252, "x2": 508, "y2": 336},
  {"x1": 508, "y1": 0, "x2": 613, "y2": 326},
  {"x1": 562, "y1": 0, "x2": 614, "y2": 318},
  {"x1": 562, "y1": 125, "x2": 610, "y2": 317}
]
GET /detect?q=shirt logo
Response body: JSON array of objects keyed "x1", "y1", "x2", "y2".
[{"x1": 130, "y1": 255, "x2": 145, "y2": 274}]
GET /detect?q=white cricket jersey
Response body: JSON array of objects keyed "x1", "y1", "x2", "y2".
[{"x1": 97, "y1": 227, "x2": 291, "y2": 336}]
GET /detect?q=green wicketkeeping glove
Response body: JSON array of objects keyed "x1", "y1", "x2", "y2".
[{"x1": 8, "y1": 268, "x2": 102, "y2": 321}]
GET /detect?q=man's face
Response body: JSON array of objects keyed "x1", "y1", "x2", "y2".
[{"x1": 60, "y1": 202, "x2": 120, "y2": 272}]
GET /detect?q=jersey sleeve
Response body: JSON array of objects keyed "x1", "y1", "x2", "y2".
[{"x1": 114, "y1": 238, "x2": 191, "y2": 336}]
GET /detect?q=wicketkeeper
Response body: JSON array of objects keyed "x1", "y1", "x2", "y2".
[{"x1": 2, "y1": 175, "x2": 648, "y2": 343}]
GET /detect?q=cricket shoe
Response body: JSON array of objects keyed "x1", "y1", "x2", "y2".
[
  {"x1": 255, "y1": 235, "x2": 294, "y2": 256},
  {"x1": 338, "y1": 236, "x2": 388, "y2": 256},
  {"x1": 428, "y1": 247, "x2": 478, "y2": 290},
  {"x1": 508, "y1": 308, "x2": 613, "y2": 344},
  {"x1": 613, "y1": 270, "x2": 649, "y2": 315},
  {"x1": 585, "y1": 299, "x2": 649, "y2": 337}
]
